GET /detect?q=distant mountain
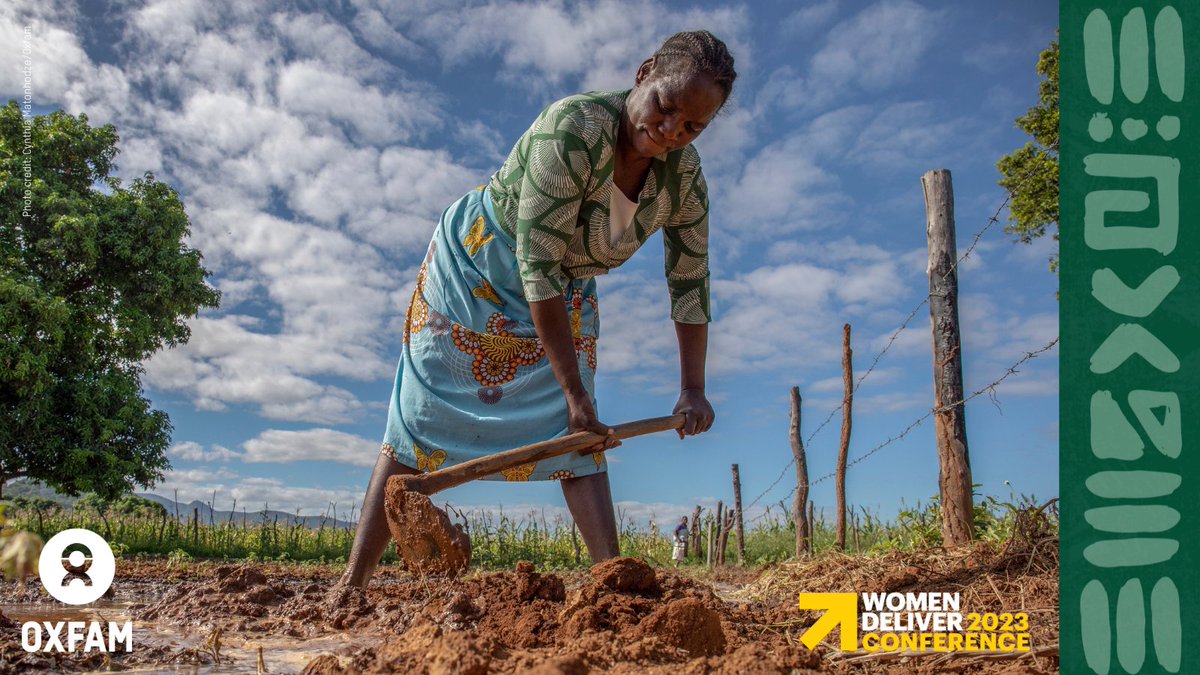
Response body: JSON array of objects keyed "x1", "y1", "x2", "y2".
[
  {"x1": 1, "y1": 481, "x2": 354, "y2": 529},
  {"x1": 135, "y1": 493, "x2": 356, "y2": 529},
  {"x1": 4, "y1": 480, "x2": 79, "y2": 506}
]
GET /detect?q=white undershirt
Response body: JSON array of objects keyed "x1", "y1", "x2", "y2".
[{"x1": 609, "y1": 188, "x2": 637, "y2": 246}]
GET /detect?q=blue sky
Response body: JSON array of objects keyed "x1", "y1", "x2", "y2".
[{"x1": 3, "y1": 0, "x2": 1059, "y2": 526}]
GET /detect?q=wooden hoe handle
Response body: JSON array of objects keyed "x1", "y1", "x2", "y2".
[{"x1": 397, "y1": 414, "x2": 685, "y2": 497}]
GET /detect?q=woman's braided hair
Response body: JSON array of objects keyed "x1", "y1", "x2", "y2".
[{"x1": 650, "y1": 30, "x2": 737, "y2": 107}]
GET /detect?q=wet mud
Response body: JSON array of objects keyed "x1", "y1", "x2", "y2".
[
  {"x1": 0, "y1": 537, "x2": 1059, "y2": 674},
  {"x1": 384, "y1": 480, "x2": 472, "y2": 576}
]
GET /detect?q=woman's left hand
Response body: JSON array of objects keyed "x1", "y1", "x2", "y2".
[{"x1": 672, "y1": 388, "x2": 715, "y2": 438}]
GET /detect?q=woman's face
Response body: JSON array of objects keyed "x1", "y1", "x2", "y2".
[{"x1": 622, "y1": 60, "x2": 726, "y2": 159}]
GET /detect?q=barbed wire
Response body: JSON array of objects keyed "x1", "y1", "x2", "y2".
[
  {"x1": 746, "y1": 336, "x2": 1059, "y2": 525},
  {"x1": 740, "y1": 160, "x2": 1049, "y2": 514}
]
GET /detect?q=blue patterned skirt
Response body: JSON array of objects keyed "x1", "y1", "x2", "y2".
[{"x1": 381, "y1": 187, "x2": 606, "y2": 481}]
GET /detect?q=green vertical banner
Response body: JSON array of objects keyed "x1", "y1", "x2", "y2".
[{"x1": 1062, "y1": 1, "x2": 1196, "y2": 674}]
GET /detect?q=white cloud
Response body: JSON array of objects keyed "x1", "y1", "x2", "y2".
[
  {"x1": 811, "y1": 367, "x2": 904, "y2": 394},
  {"x1": 160, "y1": 467, "x2": 238, "y2": 485},
  {"x1": 241, "y1": 428, "x2": 381, "y2": 467},
  {"x1": 846, "y1": 101, "x2": 973, "y2": 170},
  {"x1": 152, "y1": 473, "x2": 364, "y2": 516},
  {"x1": 598, "y1": 236, "x2": 924, "y2": 387},
  {"x1": 357, "y1": 0, "x2": 750, "y2": 93},
  {"x1": 145, "y1": 313, "x2": 383, "y2": 424},
  {"x1": 0, "y1": 10, "x2": 132, "y2": 123},
  {"x1": 780, "y1": 0, "x2": 841, "y2": 38},
  {"x1": 169, "y1": 441, "x2": 241, "y2": 462},
  {"x1": 719, "y1": 133, "x2": 849, "y2": 236},
  {"x1": 349, "y1": 7, "x2": 423, "y2": 59},
  {"x1": 275, "y1": 59, "x2": 441, "y2": 145},
  {"x1": 854, "y1": 390, "x2": 927, "y2": 415},
  {"x1": 761, "y1": 0, "x2": 945, "y2": 113},
  {"x1": 811, "y1": 0, "x2": 942, "y2": 94},
  {"x1": 448, "y1": 499, "x2": 774, "y2": 530},
  {"x1": 270, "y1": 11, "x2": 394, "y2": 81}
]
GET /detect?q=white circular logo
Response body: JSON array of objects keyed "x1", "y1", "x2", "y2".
[{"x1": 39, "y1": 529, "x2": 116, "y2": 605}]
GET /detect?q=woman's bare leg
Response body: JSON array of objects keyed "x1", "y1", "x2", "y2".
[
  {"x1": 561, "y1": 472, "x2": 620, "y2": 561},
  {"x1": 340, "y1": 453, "x2": 420, "y2": 588}
]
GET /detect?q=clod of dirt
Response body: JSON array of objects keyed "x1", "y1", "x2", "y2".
[
  {"x1": 316, "y1": 623, "x2": 498, "y2": 675},
  {"x1": 559, "y1": 586, "x2": 657, "y2": 638},
  {"x1": 589, "y1": 557, "x2": 659, "y2": 595},
  {"x1": 316, "y1": 583, "x2": 375, "y2": 630},
  {"x1": 862, "y1": 564, "x2": 922, "y2": 594},
  {"x1": 300, "y1": 654, "x2": 344, "y2": 675},
  {"x1": 516, "y1": 561, "x2": 566, "y2": 602},
  {"x1": 705, "y1": 642, "x2": 824, "y2": 674},
  {"x1": 384, "y1": 479, "x2": 472, "y2": 576},
  {"x1": 216, "y1": 565, "x2": 268, "y2": 591},
  {"x1": 525, "y1": 653, "x2": 588, "y2": 675},
  {"x1": 634, "y1": 597, "x2": 726, "y2": 657},
  {"x1": 427, "y1": 631, "x2": 494, "y2": 675}
]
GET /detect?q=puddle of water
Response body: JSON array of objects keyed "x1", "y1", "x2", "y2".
[
  {"x1": 3, "y1": 601, "x2": 363, "y2": 674},
  {"x1": 109, "y1": 634, "x2": 361, "y2": 674},
  {"x1": 2, "y1": 600, "x2": 132, "y2": 625},
  {"x1": 215, "y1": 634, "x2": 362, "y2": 674}
]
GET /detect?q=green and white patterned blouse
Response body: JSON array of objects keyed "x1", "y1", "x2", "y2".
[{"x1": 487, "y1": 90, "x2": 711, "y2": 324}]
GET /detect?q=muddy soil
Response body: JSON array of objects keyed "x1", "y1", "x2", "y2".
[
  {"x1": 0, "y1": 539, "x2": 1059, "y2": 674},
  {"x1": 385, "y1": 481, "x2": 472, "y2": 576}
]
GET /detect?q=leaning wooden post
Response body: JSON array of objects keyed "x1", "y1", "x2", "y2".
[
  {"x1": 836, "y1": 323, "x2": 852, "y2": 551},
  {"x1": 922, "y1": 169, "x2": 974, "y2": 546},
  {"x1": 789, "y1": 386, "x2": 810, "y2": 558},
  {"x1": 731, "y1": 464, "x2": 746, "y2": 565}
]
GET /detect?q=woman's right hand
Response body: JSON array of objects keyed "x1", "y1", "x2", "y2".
[
  {"x1": 567, "y1": 394, "x2": 621, "y2": 452},
  {"x1": 528, "y1": 296, "x2": 619, "y2": 454}
]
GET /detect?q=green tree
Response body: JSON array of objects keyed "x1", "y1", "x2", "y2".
[
  {"x1": 997, "y1": 39, "x2": 1059, "y2": 272},
  {"x1": 0, "y1": 101, "x2": 219, "y2": 499}
]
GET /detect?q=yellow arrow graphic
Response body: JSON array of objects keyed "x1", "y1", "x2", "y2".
[{"x1": 799, "y1": 593, "x2": 858, "y2": 651}]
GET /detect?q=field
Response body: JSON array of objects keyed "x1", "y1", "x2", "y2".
[{"x1": 0, "y1": 497, "x2": 1059, "y2": 674}]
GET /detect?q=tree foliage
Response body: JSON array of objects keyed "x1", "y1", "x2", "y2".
[
  {"x1": 996, "y1": 39, "x2": 1059, "y2": 272},
  {"x1": 0, "y1": 101, "x2": 219, "y2": 499}
]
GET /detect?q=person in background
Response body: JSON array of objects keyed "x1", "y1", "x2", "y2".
[{"x1": 672, "y1": 516, "x2": 689, "y2": 567}]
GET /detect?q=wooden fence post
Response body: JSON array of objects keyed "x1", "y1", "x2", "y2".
[
  {"x1": 922, "y1": 169, "x2": 974, "y2": 546},
  {"x1": 689, "y1": 505, "x2": 702, "y2": 559},
  {"x1": 731, "y1": 464, "x2": 745, "y2": 565},
  {"x1": 790, "y1": 386, "x2": 810, "y2": 558},
  {"x1": 713, "y1": 501, "x2": 723, "y2": 566},
  {"x1": 718, "y1": 509, "x2": 734, "y2": 565},
  {"x1": 706, "y1": 513, "x2": 714, "y2": 568},
  {"x1": 807, "y1": 501, "x2": 815, "y2": 554},
  {"x1": 836, "y1": 323, "x2": 853, "y2": 550}
]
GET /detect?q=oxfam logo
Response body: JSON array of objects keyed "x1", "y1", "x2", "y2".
[{"x1": 38, "y1": 529, "x2": 116, "y2": 605}]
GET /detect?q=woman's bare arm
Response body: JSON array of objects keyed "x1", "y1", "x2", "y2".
[
  {"x1": 673, "y1": 321, "x2": 714, "y2": 437},
  {"x1": 529, "y1": 297, "x2": 620, "y2": 451}
]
